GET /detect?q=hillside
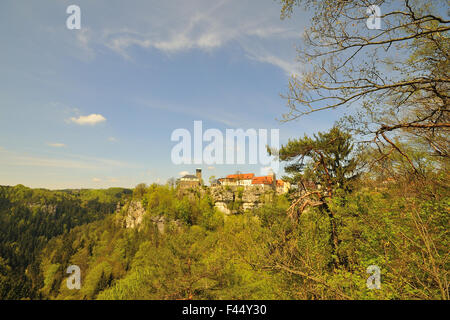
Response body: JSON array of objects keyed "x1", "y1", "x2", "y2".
[
  {"x1": 1, "y1": 174, "x2": 447, "y2": 299},
  {"x1": 0, "y1": 185, "x2": 132, "y2": 299}
]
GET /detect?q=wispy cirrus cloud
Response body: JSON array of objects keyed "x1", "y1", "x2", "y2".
[
  {"x1": 246, "y1": 51, "x2": 299, "y2": 76},
  {"x1": 74, "y1": 0, "x2": 302, "y2": 75},
  {"x1": 103, "y1": 24, "x2": 300, "y2": 76},
  {"x1": 0, "y1": 147, "x2": 137, "y2": 170}
]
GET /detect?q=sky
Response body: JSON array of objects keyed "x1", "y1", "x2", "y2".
[{"x1": 0, "y1": 0, "x2": 344, "y2": 189}]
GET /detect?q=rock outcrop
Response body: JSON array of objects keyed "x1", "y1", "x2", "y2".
[
  {"x1": 123, "y1": 201, "x2": 146, "y2": 229},
  {"x1": 28, "y1": 203, "x2": 57, "y2": 215},
  {"x1": 120, "y1": 200, "x2": 181, "y2": 233},
  {"x1": 210, "y1": 185, "x2": 275, "y2": 214}
]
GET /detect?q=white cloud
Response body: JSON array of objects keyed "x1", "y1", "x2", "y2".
[
  {"x1": 207, "y1": 166, "x2": 215, "y2": 170},
  {"x1": 246, "y1": 27, "x2": 300, "y2": 39},
  {"x1": 47, "y1": 142, "x2": 66, "y2": 148},
  {"x1": 108, "y1": 137, "x2": 117, "y2": 142},
  {"x1": 105, "y1": 30, "x2": 224, "y2": 59},
  {"x1": 247, "y1": 53, "x2": 299, "y2": 77},
  {"x1": 94, "y1": 0, "x2": 302, "y2": 74},
  {"x1": 92, "y1": 177, "x2": 102, "y2": 183},
  {"x1": 179, "y1": 171, "x2": 189, "y2": 176},
  {"x1": 70, "y1": 114, "x2": 106, "y2": 126}
]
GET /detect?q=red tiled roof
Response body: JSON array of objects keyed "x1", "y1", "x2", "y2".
[
  {"x1": 226, "y1": 173, "x2": 255, "y2": 180},
  {"x1": 251, "y1": 176, "x2": 274, "y2": 185},
  {"x1": 276, "y1": 180, "x2": 284, "y2": 186}
]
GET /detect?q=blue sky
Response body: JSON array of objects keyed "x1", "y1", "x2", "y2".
[{"x1": 0, "y1": 0, "x2": 344, "y2": 189}]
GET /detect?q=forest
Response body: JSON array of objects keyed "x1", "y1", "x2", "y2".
[{"x1": 0, "y1": 122, "x2": 448, "y2": 299}]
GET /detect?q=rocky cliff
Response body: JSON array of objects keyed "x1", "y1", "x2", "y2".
[
  {"x1": 210, "y1": 185, "x2": 275, "y2": 214},
  {"x1": 118, "y1": 200, "x2": 180, "y2": 233},
  {"x1": 122, "y1": 201, "x2": 146, "y2": 229}
]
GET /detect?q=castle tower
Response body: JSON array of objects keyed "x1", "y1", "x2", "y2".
[{"x1": 196, "y1": 168, "x2": 202, "y2": 184}]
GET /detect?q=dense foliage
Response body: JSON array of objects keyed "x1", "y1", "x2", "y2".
[
  {"x1": 0, "y1": 166, "x2": 440, "y2": 300},
  {"x1": 0, "y1": 185, "x2": 131, "y2": 299}
]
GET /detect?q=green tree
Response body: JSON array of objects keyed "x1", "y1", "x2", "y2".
[
  {"x1": 277, "y1": 126, "x2": 359, "y2": 192},
  {"x1": 273, "y1": 127, "x2": 360, "y2": 266},
  {"x1": 279, "y1": 0, "x2": 449, "y2": 166},
  {"x1": 133, "y1": 183, "x2": 148, "y2": 199}
]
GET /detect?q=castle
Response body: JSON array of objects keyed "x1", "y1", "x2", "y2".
[
  {"x1": 179, "y1": 169, "x2": 290, "y2": 194},
  {"x1": 179, "y1": 168, "x2": 203, "y2": 189}
]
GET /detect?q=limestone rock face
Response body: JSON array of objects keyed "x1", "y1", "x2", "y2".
[
  {"x1": 214, "y1": 201, "x2": 232, "y2": 215},
  {"x1": 121, "y1": 200, "x2": 181, "y2": 233},
  {"x1": 210, "y1": 188, "x2": 234, "y2": 202},
  {"x1": 28, "y1": 203, "x2": 57, "y2": 215},
  {"x1": 210, "y1": 185, "x2": 274, "y2": 214},
  {"x1": 242, "y1": 189, "x2": 262, "y2": 203},
  {"x1": 124, "y1": 201, "x2": 146, "y2": 229}
]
